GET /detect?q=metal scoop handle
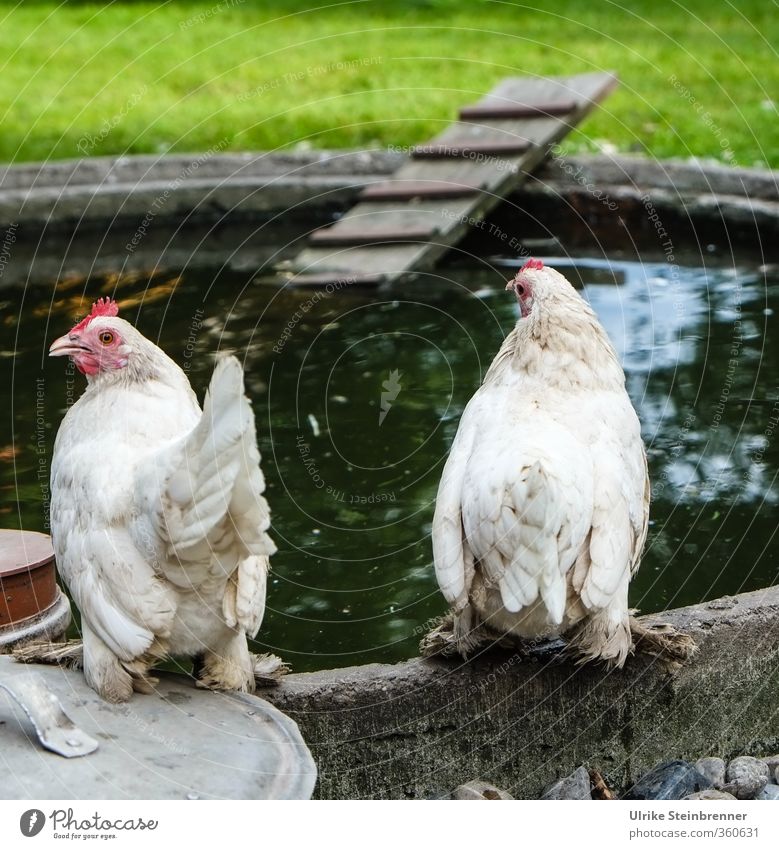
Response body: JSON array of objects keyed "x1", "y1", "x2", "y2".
[{"x1": 0, "y1": 671, "x2": 98, "y2": 758}]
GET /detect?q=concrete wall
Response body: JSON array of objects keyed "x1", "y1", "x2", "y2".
[
  {"x1": 1, "y1": 150, "x2": 774, "y2": 290},
  {"x1": 1, "y1": 150, "x2": 775, "y2": 235},
  {"x1": 261, "y1": 587, "x2": 779, "y2": 799}
]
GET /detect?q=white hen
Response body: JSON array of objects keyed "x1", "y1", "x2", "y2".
[
  {"x1": 423, "y1": 260, "x2": 693, "y2": 666},
  {"x1": 46, "y1": 298, "x2": 279, "y2": 702}
]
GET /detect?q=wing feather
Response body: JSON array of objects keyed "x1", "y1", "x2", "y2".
[
  {"x1": 580, "y1": 402, "x2": 648, "y2": 613},
  {"x1": 139, "y1": 356, "x2": 276, "y2": 634},
  {"x1": 431, "y1": 399, "x2": 481, "y2": 609}
]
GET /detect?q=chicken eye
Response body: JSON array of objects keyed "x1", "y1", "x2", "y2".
[
  {"x1": 516, "y1": 284, "x2": 526, "y2": 296},
  {"x1": 99, "y1": 331, "x2": 114, "y2": 345}
]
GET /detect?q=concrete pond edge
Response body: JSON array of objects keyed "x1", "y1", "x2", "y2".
[
  {"x1": 259, "y1": 586, "x2": 779, "y2": 799},
  {"x1": 0, "y1": 150, "x2": 776, "y2": 235}
]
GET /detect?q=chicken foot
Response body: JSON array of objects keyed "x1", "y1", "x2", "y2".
[
  {"x1": 628, "y1": 616, "x2": 697, "y2": 667},
  {"x1": 421, "y1": 612, "x2": 697, "y2": 671},
  {"x1": 14, "y1": 639, "x2": 289, "y2": 692},
  {"x1": 420, "y1": 612, "x2": 517, "y2": 659}
]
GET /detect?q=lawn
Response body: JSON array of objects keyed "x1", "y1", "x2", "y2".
[{"x1": 0, "y1": 0, "x2": 776, "y2": 167}]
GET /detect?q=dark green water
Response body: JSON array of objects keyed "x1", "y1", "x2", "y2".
[{"x1": 3, "y1": 256, "x2": 778, "y2": 671}]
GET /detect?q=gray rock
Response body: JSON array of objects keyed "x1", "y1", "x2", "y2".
[
  {"x1": 683, "y1": 789, "x2": 737, "y2": 800},
  {"x1": 725, "y1": 756, "x2": 770, "y2": 799},
  {"x1": 541, "y1": 766, "x2": 592, "y2": 800},
  {"x1": 452, "y1": 780, "x2": 513, "y2": 800},
  {"x1": 759, "y1": 755, "x2": 779, "y2": 783},
  {"x1": 695, "y1": 757, "x2": 726, "y2": 789},
  {"x1": 755, "y1": 784, "x2": 779, "y2": 800},
  {"x1": 624, "y1": 760, "x2": 712, "y2": 800}
]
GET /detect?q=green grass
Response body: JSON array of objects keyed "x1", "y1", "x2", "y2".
[{"x1": 0, "y1": 0, "x2": 776, "y2": 167}]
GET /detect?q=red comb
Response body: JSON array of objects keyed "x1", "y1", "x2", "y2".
[
  {"x1": 71, "y1": 297, "x2": 119, "y2": 333},
  {"x1": 520, "y1": 258, "x2": 544, "y2": 272}
]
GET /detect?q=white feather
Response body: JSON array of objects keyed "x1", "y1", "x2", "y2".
[
  {"x1": 430, "y1": 265, "x2": 649, "y2": 664},
  {"x1": 50, "y1": 318, "x2": 276, "y2": 698}
]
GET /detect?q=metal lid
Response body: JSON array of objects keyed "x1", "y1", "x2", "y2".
[
  {"x1": 0, "y1": 530, "x2": 55, "y2": 577},
  {"x1": 0, "y1": 657, "x2": 317, "y2": 800}
]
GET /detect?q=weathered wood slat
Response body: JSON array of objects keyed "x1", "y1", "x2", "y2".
[
  {"x1": 459, "y1": 99, "x2": 577, "y2": 120},
  {"x1": 360, "y1": 180, "x2": 483, "y2": 201},
  {"x1": 286, "y1": 272, "x2": 387, "y2": 289},
  {"x1": 411, "y1": 139, "x2": 532, "y2": 159},
  {"x1": 323, "y1": 198, "x2": 476, "y2": 232},
  {"x1": 309, "y1": 225, "x2": 438, "y2": 246},
  {"x1": 279, "y1": 71, "x2": 618, "y2": 287},
  {"x1": 288, "y1": 244, "x2": 433, "y2": 282}
]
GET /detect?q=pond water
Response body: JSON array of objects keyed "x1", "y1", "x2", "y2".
[{"x1": 3, "y1": 254, "x2": 778, "y2": 671}]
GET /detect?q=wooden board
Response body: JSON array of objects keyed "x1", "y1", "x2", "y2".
[{"x1": 279, "y1": 71, "x2": 618, "y2": 288}]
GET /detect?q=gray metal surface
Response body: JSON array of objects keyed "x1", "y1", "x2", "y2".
[
  {"x1": 0, "y1": 656, "x2": 317, "y2": 799},
  {"x1": 0, "y1": 670, "x2": 98, "y2": 758}
]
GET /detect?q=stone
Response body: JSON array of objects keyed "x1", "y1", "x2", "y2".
[
  {"x1": 695, "y1": 757, "x2": 726, "y2": 789},
  {"x1": 623, "y1": 760, "x2": 712, "y2": 800},
  {"x1": 755, "y1": 784, "x2": 779, "y2": 800},
  {"x1": 759, "y1": 755, "x2": 779, "y2": 783},
  {"x1": 683, "y1": 789, "x2": 737, "y2": 800},
  {"x1": 452, "y1": 780, "x2": 513, "y2": 800},
  {"x1": 725, "y1": 756, "x2": 770, "y2": 799},
  {"x1": 541, "y1": 766, "x2": 592, "y2": 800}
]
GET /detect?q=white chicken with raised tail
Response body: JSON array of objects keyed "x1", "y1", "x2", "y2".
[
  {"x1": 422, "y1": 260, "x2": 694, "y2": 666},
  {"x1": 40, "y1": 298, "x2": 281, "y2": 702}
]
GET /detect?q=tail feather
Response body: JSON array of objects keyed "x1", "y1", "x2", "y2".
[
  {"x1": 499, "y1": 462, "x2": 566, "y2": 623},
  {"x1": 138, "y1": 356, "x2": 275, "y2": 635}
]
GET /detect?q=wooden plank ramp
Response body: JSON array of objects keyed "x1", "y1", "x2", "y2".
[{"x1": 276, "y1": 71, "x2": 617, "y2": 289}]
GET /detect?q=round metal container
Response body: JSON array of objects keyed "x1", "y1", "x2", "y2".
[
  {"x1": 0, "y1": 529, "x2": 71, "y2": 649},
  {"x1": 0, "y1": 656, "x2": 317, "y2": 799}
]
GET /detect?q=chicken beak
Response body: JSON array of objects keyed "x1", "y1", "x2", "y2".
[{"x1": 49, "y1": 334, "x2": 83, "y2": 357}]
